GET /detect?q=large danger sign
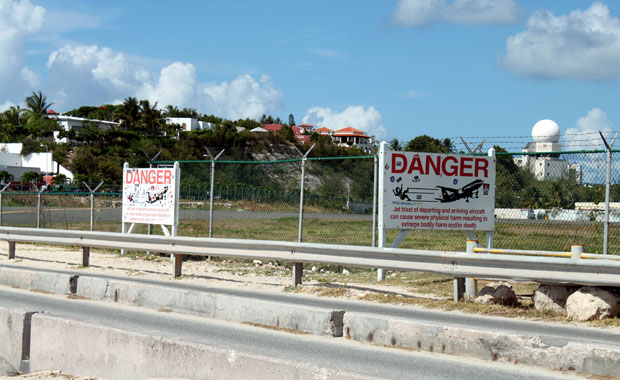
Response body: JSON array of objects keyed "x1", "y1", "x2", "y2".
[
  {"x1": 380, "y1": 149, "x2": 496, "y2": 231},
  {"x1": 122, "y1": 166, "x2": 178, "y2": 225}
]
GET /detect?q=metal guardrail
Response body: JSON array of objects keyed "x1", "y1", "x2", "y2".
[
  {"x1": 1, "y1": 226, "x2": 620, "y2": 287},
  {"x1": 474, "y1": 246, "x2": 620, "y2": 261}
]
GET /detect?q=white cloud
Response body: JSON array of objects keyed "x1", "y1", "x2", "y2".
[
  {"x1": 407, "y1": 90, "x2": 426, "y2": 99},
  {"x1": 0, "y1": 100, "x2": 16, "y2": 112},
  {"x1": 46, "y1": 44, "x2": 149, "y2": 109},
  {"x1": 137, "y1": 62, "x2": 196, "y2": 108},
  {"x1": 393, "y1": 0, "x2": 521, "y2": 28},
  {"x1": 202, "y1": 74, "x2": 283, "y2": 120},
  {"x1": 308, "y1": 48, "x2": 345, "y2": 61},
  {"x1": 44, "y1": 43, "x2": 285, "y2": 118},
  {"x1": 564, "y1": 108, "x2": 615, "y2": 150},
  {"x1": 302, "y1": 105, "x2": 387, "y2": 139},
  {"x1": 499, "y1": 2, "x2": 620, "y2": 80},
  {"x1": 0, "y1": 0, "x2": 45, "y2": 101}
]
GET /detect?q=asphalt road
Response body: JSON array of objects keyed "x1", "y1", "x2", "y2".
[
  {"x1": 0, "y1": 207, "x2": 371, "y2": 226},
  {"x1": 0, "y1": 286, "x2": 585, "y2": 380}
]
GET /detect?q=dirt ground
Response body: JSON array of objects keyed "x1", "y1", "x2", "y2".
[{"x1": 0, "y1": 243, "x2": 441, "y2": 301}]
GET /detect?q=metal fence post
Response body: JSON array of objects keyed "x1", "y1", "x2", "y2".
[
  {"x1": 83, "y1": 181, "x2": 103, "y2": 231},
  {"x1": 0, "y1": 183, "x2": 11, "y2": 226},
  {"x1": 205, "y1": 148, "x2": 225, "y2": 238},
  {"x1": 372, "y1": 154, "x2": 378, "y2": 247},
  {"x1": 36, "y1": 184, "x2": 45, "y2": 229},
  {"x1": 599, "y1": 132, "x2": 618, "y2": 255},
  {"x1": 146, "y1": 151, "x2": 162, "y2": 239},
  {"x1": 377, "y1": 142, "x2": 387, "y2": 281},
  {"x1": 294, "y1": 144, "x2": 315, "y2": 286}
]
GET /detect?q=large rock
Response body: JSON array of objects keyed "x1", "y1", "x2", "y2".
[
  {"x1": 474, "y1": 282, "x2": 517, "y2": 306},
  {"x1": 566, "y1": 286, "x2": 620, "y2": 321},
  {"x1": 533, "y1": 285, "x2": 578, "y2": 314}
]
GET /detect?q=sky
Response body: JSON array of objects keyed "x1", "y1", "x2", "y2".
[{"x1": 1, "y1": 0, "x2": 619, "y2": 151}]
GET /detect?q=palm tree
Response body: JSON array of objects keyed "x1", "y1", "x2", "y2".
[
  {"x1": 25, "y1": 91, "x2": 53, "y2": 118},
  {"x1": 163, "y1": 105, "x2": 180, "y2": 117},
  {"x1": 139, "y1": 99, "x2": 161, "y2": 135},
  {"x1": 2, "y1": 106, "x2": 24, "y2": 126},
  {"x1": 116, "y1": 97, "x2": 140, "y2": 129}
]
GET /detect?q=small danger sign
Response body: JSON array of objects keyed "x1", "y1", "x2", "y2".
[{"x1": 122, "y1": 166, "x2": 179, "y2": 225}]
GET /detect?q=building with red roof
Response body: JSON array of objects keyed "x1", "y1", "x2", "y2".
[
  {"x1": 262, "y1": 123, "x2": 311, "y2": 145},
  {"x1": 333, "y1": 127, "x2": 373, "y2": 152},
  {"x1": 315, "y1": 126, "x2": 334, "y2": 136}
]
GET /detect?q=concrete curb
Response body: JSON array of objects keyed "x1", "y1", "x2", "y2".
[
  {"x1": 28, "y1": 313, "x2": 372, "y2": 380},
  {"x1": 77, "y1": 275, "x2": 344, "y2": 337},
  {"x1": 0, "y1": 308, "x2": 32, "y2": 372},
  {"x1": 343, "y1": 312, "x2": 620, "y2": 377},
  {"x1": 2, "y1": 267, "x2": 620, "y2": 377},
  {"x1": 0, "y1": 267, "x2": 75, "y2": 295}
]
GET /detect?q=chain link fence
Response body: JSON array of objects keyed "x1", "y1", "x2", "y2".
[{"x1": 2, "y1": 148, "x2": 619, "y2": 254}]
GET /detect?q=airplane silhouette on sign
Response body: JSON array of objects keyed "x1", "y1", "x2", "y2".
[{"x1": 436, "y1": 179, "x2": 483, "y2": 203}]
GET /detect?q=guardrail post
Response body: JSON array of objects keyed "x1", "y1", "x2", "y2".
[
  {"x1": 571, "y1": 244, "x2": 584, "y2": 260},
  {"x1": 8, "y1": 241, "x2": 15, "y2": 259},
  {"x1": 454, "y1": 277, "x2": 465, "y2": 301},
  {"x1": 174, "y1": 254, "x2": 183, "y2": 278},
  {"x1": 465, "y1": 240, "x2": 479, "y2": 299},
  {"x1": 82, "y1": 247, "x2": 90, "y2": 267}
]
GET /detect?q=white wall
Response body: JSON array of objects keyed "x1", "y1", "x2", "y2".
[
  {"x1": 0, "y1": 143, "x2": 23, "y2": 154},
  {"x1": 23, "y1": 152, "x2": 54, "y2": 173}
]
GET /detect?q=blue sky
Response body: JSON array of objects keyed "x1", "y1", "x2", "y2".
[{"x1": 1, "y1": 0, "x2": 619, "y2": 151}]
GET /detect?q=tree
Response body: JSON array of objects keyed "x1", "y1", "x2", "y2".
[
  {"x1": 404, "y1": 135, "x2": 455, "y2": 153},
  {"x1": 0, "y1": 171, "x2": 13, "y2": 184},
  {"x1": 2, "y1": 106, "x2": 24, "y2": 126},
  {"x1": 25, "y1": 91, "x2": 53, "y2": 118},
  {"x1": 52, "y1": 174, "x2": 67, "y2": 185},
  {"x1": 138, "y1": 99, "x2": 162, "y2": 136},
  {"x1": 288, "y1": 114, "x2": 295, "y2": 126},
  {"x1": 21, "y1": 171, "x2": 42, "y2": 183},
  {"x1": 116, "y1": 97, "x2": 140, "y2": 129},
  {"x1": 388, "y1": 138, "x2": 402, "y2": 151}
]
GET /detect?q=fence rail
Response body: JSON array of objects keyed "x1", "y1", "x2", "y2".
[{"x1": 1, "y1": 226, "x2": 620, "y2": 287}]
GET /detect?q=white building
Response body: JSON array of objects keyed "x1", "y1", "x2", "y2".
[
  {"x1": 165, "y1": 118, "x2": 214, "y2": 131},
  {"x1": 514, "y1": 119, "x2": 582, "y2": 182},
  {"x1": 0, "y1": 143, "x2": 73, "y2": 182},
  {"x1": 48, "y1": 115, "x2": 120, "y2": 143}
]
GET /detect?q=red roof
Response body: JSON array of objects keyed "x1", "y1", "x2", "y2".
[
  {"x1": 263, "y1": 124, "x2": 307, "y2": 137},
  {"x1": 262, "y1": 124, "x2": 283, "y2": 132},
  {"x1": 334, "y1": 127, "x2": 369, "y2": 137},
  {"x1": 315, "y1": 126, "x2": 334, "y2": 134},
  {"x1": 297, "y1": 124, "x2": 313, "y2": 129},
  {"x1": 47, "y1": 109, "x2": 59, "y2": 115}
]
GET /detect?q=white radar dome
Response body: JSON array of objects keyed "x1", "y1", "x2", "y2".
[{"x1": 532, "y1": 119, "x2": 560, "y2": 143}]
